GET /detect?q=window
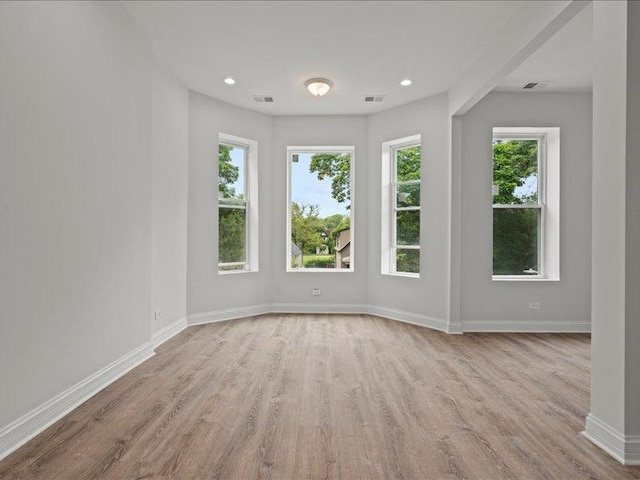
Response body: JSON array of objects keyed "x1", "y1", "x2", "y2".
[
  {"x1": 218, "y1": 133, "x2": 258, "y2": 273},
  {"x1": 381, "y1": 135, "x2": 421, "y2": 277},
  {"x1": 492, "y1": 127, "x2": 559, "y2": 280},
  {"x1": 286, "y1": 146, "x2": 354, "y2": 272}
]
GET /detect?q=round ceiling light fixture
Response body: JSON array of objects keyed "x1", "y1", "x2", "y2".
[
  {"x1": 400, "y1": 78, "x2": 413, "y2": 87},
  {"x1": 305, "y1": 78, "x2": 333, "y2": 97},
  {"x1": 223, "y1": 77, "x2": 236, "y2": 85}
]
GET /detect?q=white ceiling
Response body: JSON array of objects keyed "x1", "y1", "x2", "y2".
[
  {"x1": 494, "y1": 2, "x2": 592, "y2": 93},
  {"x1": 123, "y1": 1, "x2": 527, "y2": 115}
]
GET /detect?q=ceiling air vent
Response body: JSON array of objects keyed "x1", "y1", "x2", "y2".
[
  {"x1": 252, "y1": 95, "x2": 274, "y2": 103},
  {"x1": 522, "y1": 81, "x2": 551, "y2": 90},
  {"x1": 364, "y1": 95, "x2": 386, "y2": 102}
]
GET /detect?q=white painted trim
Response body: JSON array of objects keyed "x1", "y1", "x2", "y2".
[
  {"x1": 187, "y1": 304, "x2": 271, "y2": 326},
  {"x1": 271, "y1": 303, "x2": 368, "y2": 314},
  {"x1": 368, "y1": 305, "x2": 449, "y2": 333},
  {"x1": 462, "y1": 320, "x2": 590, "y2": 333},
  {"x1": 447, "y1": 322, "x2": 464, "y2": 334},
  {"x1": 218, "y1": 132, "x2": 259, "y2": 273},
  {"x1": 0, "y1": 342, "x2": 155, "y2": 462},
  {"x1": 187, "y1": 304, "x2": 588, "y2": 334},
  {"x1": 583, "y1": 414, "x2": 640, "y2": 465},
  {"x1": 381, "y1": 134, "x2": 422, "y2": 277},
  {"x1": 286, "y1": 146, "x2": 355, "y2": 273},
  {"x1": 151, "y1": 317, "x2": 188, "y2": 348}
]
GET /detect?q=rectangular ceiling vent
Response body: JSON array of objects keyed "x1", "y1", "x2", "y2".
[
  {"x1": 252, "y1": 95, "x2": 274, "y2": 103},
  {"x1": 522, "y1": 82, "x2": 551, "y2": 90},
  {"x1": 364, "y1": 95, "x2": 386, "y2": 102}
]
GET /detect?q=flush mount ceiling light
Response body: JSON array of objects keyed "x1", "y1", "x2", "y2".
[
  {"x1": 305, "y1": 78, "x2": 333, "y2": 97},
  {"x1": 223, "y1": 77, "x2": 236, "y2": 85},
  {"x1": 400, "y1": 79, "x2": 413, "y2": 87}
]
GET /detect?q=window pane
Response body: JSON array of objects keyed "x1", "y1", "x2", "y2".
[
  {"x1": 492, "y1": 139, "x2": 538, "y2": 205},
  {"x1": 219, "y1": 208, "x2": 246, "y2": 265},
  {"x1": 396, "y1": 210, "x2": 420, "y2": 245},
  {"x1": 493, "y1": 208, "x2": 539, "y2": 275},
  {"x1": 396, "y1": 248, "x2": 420, "y2": 274},
  {"x1": 396, "y1": 183, "x2": 420, "y2": 208},
  {"x1": 290, "y1": 151, "x2": 351, "y2": 270},
  {"x1": 396, "y1": 146, "x2": 421, "y2": 182},
  {"x1": 219, "y1": 144, "x2": 246, "y2": 200}
]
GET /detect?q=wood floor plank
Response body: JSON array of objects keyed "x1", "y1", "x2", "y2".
[{"x1": 1, "y1": 313, "x2": 639, "y2": 479}]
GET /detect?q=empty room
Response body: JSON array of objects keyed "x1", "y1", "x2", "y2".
[{"x1": 1, "y1": 1, "x2": 639, "y2": 478}]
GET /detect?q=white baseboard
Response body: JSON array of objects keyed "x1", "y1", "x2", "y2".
[
  {"x1": 271, "y1": 303, "x2": 369, "y2": 314},
  {"x1": 186, "y1": 304, "x2": 587, "y2": 335},
  {"x1": 0, "y1": 341, "x2": 155, "y2": 462},
  {"x1": 368, "y1": 305, "x2": 449, "y2": 333},
  {"x1": 446, "y1": 321, "x2": 464, "y2": 334},
  {"x1": 151, "y1": 317, "x2": 188, "y2": 348},
  {"x1": 187, "y1": 303, "x2": 271, "y2": 326},
  {"x1": 462, "y1": 320, "x2": 591, "y2": 333},
  {"x1": 583, "y1": 414, "x2": 640, "y2": 465}
]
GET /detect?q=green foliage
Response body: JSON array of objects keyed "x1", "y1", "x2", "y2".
[
  {"x1": 290, "y1": 202, "x2": 325, "y2": 254},
  {"x1": 323, "y1": 213, "x2": 350, "y2": 253},
  {"x1": 394, "y1": 146, "x2": 421, "y2": 274},
  {"x1": 493, "y1": 208, "x2": 538, "y2": 275},
  {"x1": 323, "y1": 213, "x2": 348, "y2": 234},
  {"x1": 492, "y1": 140, "x2": 539, "y2": 275},
  {"x1": 492, "y1": 140, "x2": 538, "y2": 204},
  {"x1": 218, "y1": 208, "x2": 245, "y2": 265},
  {"x1": 396, "y1": 146, "x2": 421, "y2": 182},
  {"x1": 303, "y1": 255, "x2": 335, "y2": 268},
  {"x1": 218, "y1": 144, "x2": 239, "y2": 198},
  {"x1": 218, "y1": 144, "x2": 247, "y2": 269},
  {"x1": 396, "y1": 210, "x2": 420, "y2": 246},
  {"x1": 309, "y1": 153, "x2": 351, "y2": 206},
  {"x1": 396, "y1": 249, "x2": 420, "y2": 274}
]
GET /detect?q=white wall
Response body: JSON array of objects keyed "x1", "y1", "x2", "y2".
[
  {"x1": 459, "y1": 92, "x2": 592, "y2": 329},
  {"x1": 585, "y1": 2, "x2": 640, "y2": 463},
  {"x1": 151, "y1": 60, "x2": 189, "y2": 333},
  {"x1": 187, "y1": 92, "x2": 273, "y2": 317},
  {"x1": 270, "y1": 116, "x2": 369, "y2": 308},
  {"x1": 589, "y1": 0, "x2": 627, "y2": 435},
  {"x1": 625, "y1": 0, "x2": 640, "y2": 438},
  {"x1": 367, "y1": 95, "x2": 451, "y2": 324},
  {"x1": 0, "y1": 2, "x2": 152, "y2": 428}
]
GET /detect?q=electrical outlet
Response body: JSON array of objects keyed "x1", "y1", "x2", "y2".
[
  {"x1": 529, "y1": 302, "x2": 540, "y2": 310},
  {"x1": 312, "y1": 288, "x2": 321, "y2": 296},
  {"x1": 154, "y1": 309, "x2": 164, "y2": 319}
]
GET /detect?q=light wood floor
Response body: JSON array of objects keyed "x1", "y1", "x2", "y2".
[{"x1": 1, "y1": 314, "x2": 639, "y2": 479}]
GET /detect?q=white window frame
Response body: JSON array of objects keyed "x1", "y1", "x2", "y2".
[
  {"x1": 492, "y1": 127, "x2": 559, "y2": 281},
  {"x1": 286, "y1": 146, "x2": 355, "y2": 273},
  {"x1": 218, "y1": 133, "x2": 259, "y2": 274},
  {"x1": 381, "y1": 134, "x2": 421, "y2": 278}
]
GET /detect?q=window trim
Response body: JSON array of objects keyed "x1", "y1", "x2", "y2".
[
  {"x1": 491, "y1": 127, "x2": 559, "y2": 281},
  {"x1": 286, "y1": 145, "x2": 355, "y2": 273},
  {"x1": 381, "y1": 134, "x2": 422, "y2": 278},
  {"x1": 218, "y1": 133, "x2": 259, "y2": 274}
]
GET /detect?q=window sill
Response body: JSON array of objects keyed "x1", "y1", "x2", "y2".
[
  {"x1": 382, "y1": 272, "x2": 420, "y2": 279},
  {"x1": 287, "y1": 268, "x2": 354, "y2": 273},
  {"x1": 492, "y1": 276, "x2": 559, "y2": 282},
  {"x1": 218, "y1": 269, "x2": 259, "y2": 276}
]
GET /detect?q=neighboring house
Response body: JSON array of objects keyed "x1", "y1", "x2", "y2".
[
  {"x1": 291, "y1": 241, "x2": 303, "y2": 269},
  {"x1": 335, "y1": 228, "x2": 350, "y2": 269}
]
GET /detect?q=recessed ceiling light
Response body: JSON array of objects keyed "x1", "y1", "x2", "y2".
[
  {"x1": 400, "y1": 79, "x2": 413, "y2": 87},
  {"x1": 223, "y1": 77, "x2": 236, "y2": 85}
]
